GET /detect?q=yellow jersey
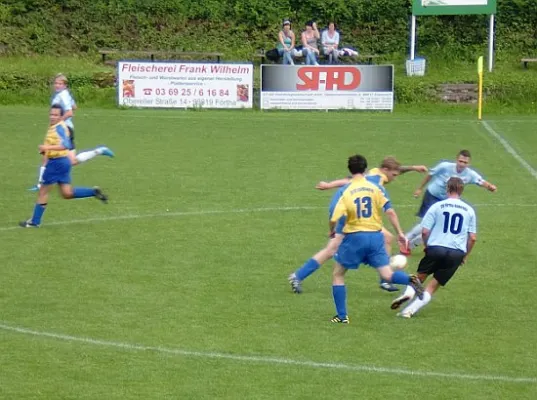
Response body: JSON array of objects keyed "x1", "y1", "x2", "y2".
[
  {"x1": 44, "y1": 121, "x2": 71, "y2": 159},
  {"x1": 366, "y1": 168, "x2": 388, "y2": 187},
  {"x1": 330, "y1": 175, "x2": 392, "y2": 233}
]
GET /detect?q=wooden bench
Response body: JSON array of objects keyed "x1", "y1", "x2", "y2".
[
  {"x1": 99, "y1": 49, "x2": 224, "y2": 64},
  {"x1": 521, "y1": 58, "x2": 537, "y2": 69},
  {"x1": 253, "y1": 50, "x2": 379, "y2": 65}
]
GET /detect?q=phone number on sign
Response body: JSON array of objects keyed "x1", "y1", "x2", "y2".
[{"x1": 150, "y1": 88, "x2": 230, "y2": 97}]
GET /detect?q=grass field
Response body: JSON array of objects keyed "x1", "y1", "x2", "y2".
[{"x1": 1, "y1": 106, "x2": 536, "y2": 399}]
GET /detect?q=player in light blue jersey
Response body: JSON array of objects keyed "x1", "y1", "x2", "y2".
[
  {"x1": 403, "y1": 150, "x2": 495, "y2": 255},
  {"x1": 391, "y1": 177, "x2": 477, "y2": 318},
  {"x1": 29, "y1": 73, "x2": 115, "y2": 191}
]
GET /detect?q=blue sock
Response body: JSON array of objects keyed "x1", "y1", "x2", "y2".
[
  {"x1": 332, "y1": 285, "x2": 347, "y2": 318},
  {"x1": 295, "y1": 258, "x2": 321, "y2": 281},
  {"x1": 391, "y1": 270, "x2": 411, "y2": 285},
  {"x1": 73, "y1": 187, "x2": 95, "y2": 198},
  {"x1": 31, "y1": 203, "x2": 46, "y2": 225}
]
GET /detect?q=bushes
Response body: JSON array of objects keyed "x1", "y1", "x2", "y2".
[{"x1": 0, "y1": 0, "x2": 536, "y2": 59}]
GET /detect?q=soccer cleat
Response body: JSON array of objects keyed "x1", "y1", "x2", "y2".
[
  {"x1": 380, "y1": 282, "x2": 400, "y2": 292},
  {"x1": 391, "y1": 294, "x2": 412, "y2": 310},
  {"x1": 288, "y1": 273, "x2": 302, "y2": 294},
  {"x1": 100, "y1": 147, "x2": 115, "y2": 158},
  {"x1": 396, "y1": 310, "x2": 413, "y2": 319},
  {"x1": 28, "y1": 185, "x2": 40, "y2": 192},
  {"x1": 409, "y1": 275, "x2": 425, "y2": 300},
  {"x1": 19, "y1": 220, "x2": 39, "y2": 228},
  {"x1": 93, "y1": 187, "x2": 108, "y2": 204},
  {"x1": 330, "y1": 315, "x2": 349, "y2": 324}
]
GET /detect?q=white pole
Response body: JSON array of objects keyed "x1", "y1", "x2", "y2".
[
  {"x1": 488, "y1": 14, "x2": 495, "y2": 72},
  {"x1": 410, "y1": 15, "x2": 416, "y2": 60}
]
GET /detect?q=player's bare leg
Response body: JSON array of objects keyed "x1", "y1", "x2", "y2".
[{"x1": 379, "y1": 228, "x2": 399, "y2": 292}]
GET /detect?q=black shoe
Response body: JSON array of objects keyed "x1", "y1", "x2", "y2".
[
  {"x1": 330, "y1": 315, "x2": 349, "y2": 324},
  {"x1": 93, "y1": 187, "x2": 108, "y2": 204},
  {"x1": 409, "y1": 275, "x2": 424, "y2": 300},
  {"x1": 19, "y1": 220, "x2": 39, "y2": 228},
  {"x1": 391, "y1": 295, "x2": 411, "y2": 310},
  {"x1": 288, "y1": 274, "x2": 302, "y2": 294}
]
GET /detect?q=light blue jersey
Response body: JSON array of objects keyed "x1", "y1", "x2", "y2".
[
  {"x1": 51, "y1": 89, "x2": 76, "y2": 129},
  {"x1": 421, "y1": 198, "x2": 477, "y2": 253},
  {"x1": 427, "y1": 162, "x2": 484, "y2": 200}
]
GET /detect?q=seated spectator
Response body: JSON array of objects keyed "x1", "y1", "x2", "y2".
[
  {"x1": 322, "y1": 22, "x2": 340, "y2": 64},
  {"x1": 301, "y1": 20, "x2": 320, "y2": 65},
  {"x1": 277, "y1": 20, "x2": 295, "y2": 65}
]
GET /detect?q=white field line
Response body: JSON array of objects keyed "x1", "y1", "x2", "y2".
[
  {"x1": 481, "y1": 120, "x2": 537, "y2": 180},
  {"x1": 1, "y1": 203, "x2": 536, "y2": 232},
  {"x1": 0, "y1": 322, "x2": 535, "y2": 384}
]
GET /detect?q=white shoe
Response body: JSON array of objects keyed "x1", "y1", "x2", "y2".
[{"x1": 397, "y1": 310, "x2": 413, "y2": 319}]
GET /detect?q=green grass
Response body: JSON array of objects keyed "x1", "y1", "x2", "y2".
[{"x1": 1, "y1": 107, "x2": 536, "y2": 399}]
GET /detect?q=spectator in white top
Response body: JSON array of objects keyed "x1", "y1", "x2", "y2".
[{"x1": 322, "y1": 22, "x2": 340, "y2": 64}]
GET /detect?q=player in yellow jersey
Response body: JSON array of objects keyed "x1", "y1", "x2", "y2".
[
  {"x1": 29, "y1": 73, "x2": 114, "y2": 191},
  {"x1": 19, "y1": 105, "x2": 109, "y2": 228},
  {"x1": 329, "y1": 154, "x2": 424, "y2": 323},
  {"x1": 288, "y1": 157, "x2": 426, "y2": 294},
  {"x1": 317, "y1": 157, "x2": 427, "y2": 291}
]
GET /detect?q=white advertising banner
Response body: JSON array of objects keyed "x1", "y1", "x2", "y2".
[
  {"x1": 117, "y1": 61, "x2": 253, "y2": 109},
  {"x1": 260, "y1": 65, "x2": 394, "y2": 111}
]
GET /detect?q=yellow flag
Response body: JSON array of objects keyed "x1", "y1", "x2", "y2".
[{"x1": 477, "y1": 56, "x2": 483, "y2": 75}]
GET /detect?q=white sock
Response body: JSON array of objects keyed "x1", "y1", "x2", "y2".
[
  {"x1": 75, "y1": 149, "x2": 102, "y2": 164},
  {"x1": 402, "y1": 291, "x2": 432, "y2": 315},
  {"x1": 403, "y1": 285, "x2": 416, "y2": 299},
  {"x1": 37, "y1": 166, "x2": 46, "y2": 184},
  {"x1": 410, "y1": 235, "x2": 424, "y2": 249},
  {"x1": 405, "y1": 223, "x2": 422, "y2": 241}
]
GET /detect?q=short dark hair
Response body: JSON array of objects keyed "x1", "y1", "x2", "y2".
[
  {"x1": 348, "y1": 154, "x2": 368, "y2": 174},
  {"x1": 458, "y1": 149, "x2": 471, "y2": 158},
  {"x1": 447, "y1": 177, "x2": 464, "y2": 195},
  {"x1": 306, "y1": 20, "x2": 314, "y2": 27},
  {"x1": 51, "y1": 104, "x2": 64, "y2": 116}
]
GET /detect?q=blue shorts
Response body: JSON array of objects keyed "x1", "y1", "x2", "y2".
[
  {"x1": 42, "y1": 157, "x2": 72, "y2": 185},
  {"x1": 334, "y1": 231, "x2": 389, "y2": 269},
  {"x1": 417, "y1": 190, "x2": 442, "y2": 218}
]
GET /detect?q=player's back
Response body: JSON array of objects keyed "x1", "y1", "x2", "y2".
[
  {"x1": 51, "y1": 89, "x2": 76, "y2": 128},
  {"x1": 422, "y1": 198, "x2": 476, "y2": 252},
  {"x1": 334, "y1": 176, "x2": 391, "y2": 233},
  {"x1": 366, "y1": 167, "x2": 388, "y2": 187}
]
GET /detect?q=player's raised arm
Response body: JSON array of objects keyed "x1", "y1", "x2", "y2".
[
  {"x1": 414, "y1": 174, "x2": 432, "y2": 198},
  {"x1": 316, "y1": 177, "x2": 351, "y2": 190},
  {"x1": 480, "y1": 180, "x2": 497, "y2": 192},
  {"x1": 399, "y1": 165, "x2": 428, "y2": 174}
]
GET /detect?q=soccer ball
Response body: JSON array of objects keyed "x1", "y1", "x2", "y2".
[{"x1": 390, "y1": 254, "x2": 408, "y2": 270}]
